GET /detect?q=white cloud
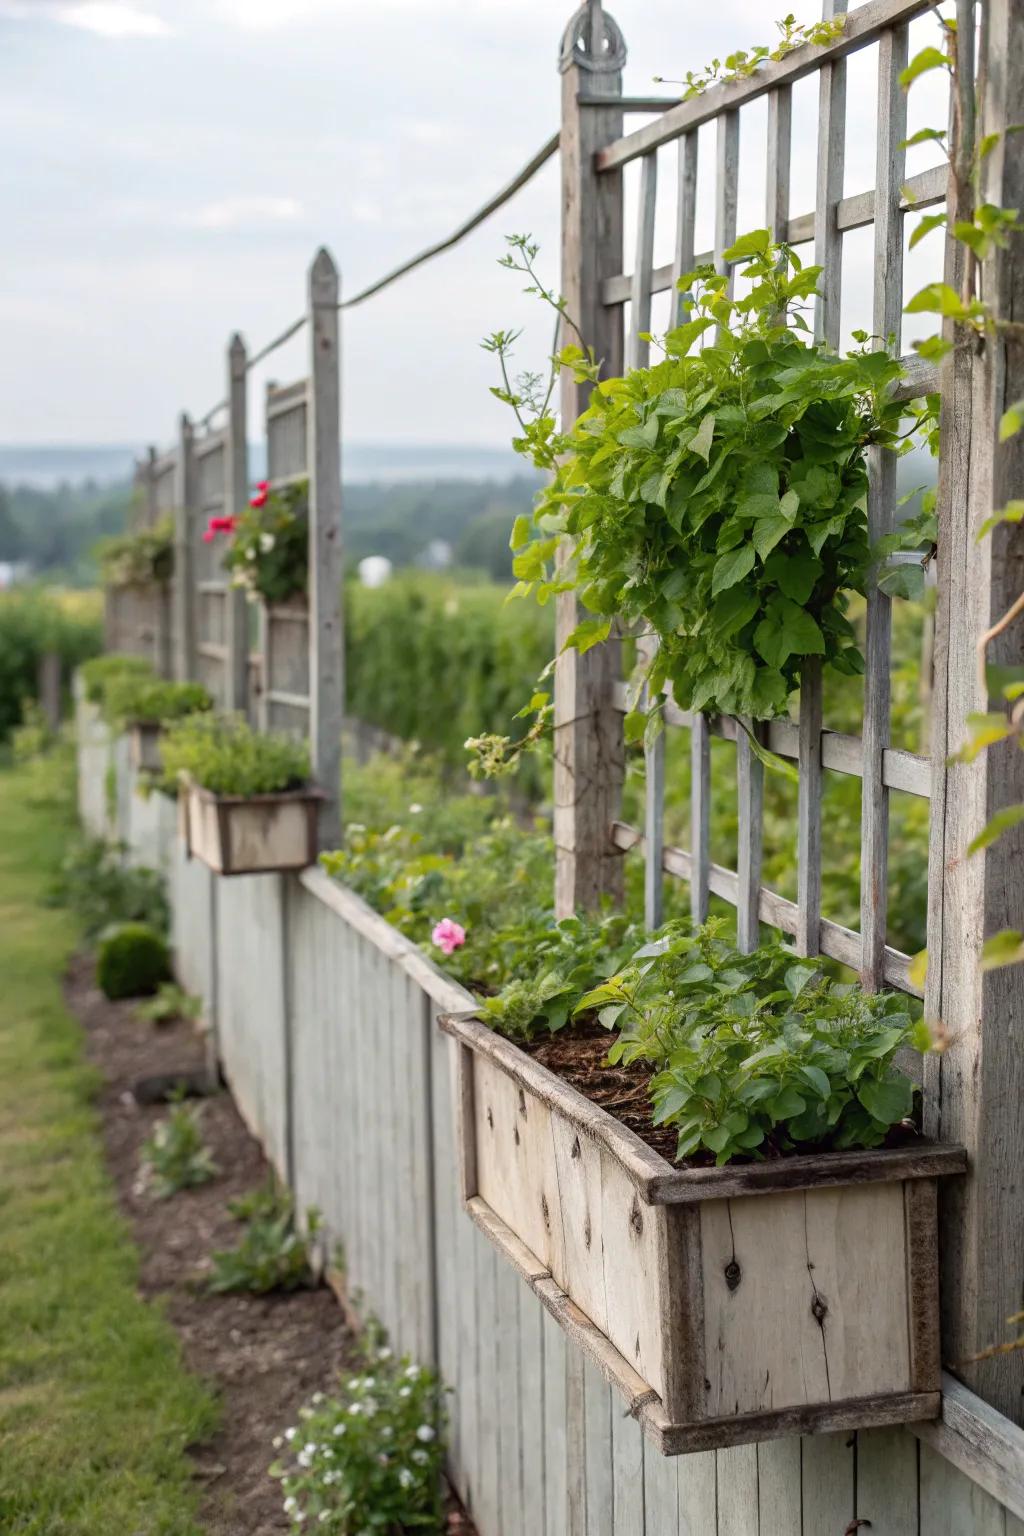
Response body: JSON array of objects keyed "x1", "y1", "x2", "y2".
[
  {"x1": 56, "y1": 3, "x2": 170, "y2": 36},
  {"x1": 186, "y1": 195, "x2": 303, "y2": 230}
]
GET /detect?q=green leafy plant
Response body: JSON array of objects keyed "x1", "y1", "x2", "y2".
[
  {"x1": 136, "y1": 982, "x2": 203, "y2": 1027},
  {"x1": 97, "y1": 517, "x2": 174, "y2": 588},
  {"x1": 269, "y1": 1352, "x2": 447, "y2": 1534},
  {"x1": 0, "y1": 587, "x2": 102, "y2": 742},
  {"x1": 101, "y1": 675, "x2": 212, "y2": 728},
  {"x1": 653, "y1": 12, "x2": 846, "y2": 100},
  {"x1": 96, "y1": 921, "x2": 172, "y2": 1000},
  {"x1": 48, "y1": 835, "x2": 169, "y2": 939},
  {"x1": 141, "y1": 1095, "x2": 218, "y2": 1199},
  {"x1": 215, "y1": 479, "x2": 309, "y2": 605},
  {"x1": 504, "y1": 233, "x2": 924, "y2": 725},
  {"x1": 207, "y1": 1189, "x2": 320, "y2": 1295},
  {"x1": 79, "y1": 651, "x2": 155, "y2": 704},
  {"x1": 161, "y1": 712, "x2": 310, "y2": 797},
  {"x1": 578, "y1": 920, "x2": 928, "y2": 1164},
  {"x1": 478, "y1": 910, "x2": 641, "y2": 1040}
]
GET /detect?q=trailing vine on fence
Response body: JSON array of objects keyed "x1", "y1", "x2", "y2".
[
  {"x1": 652, "y1": 11, "x2": 845, "y2": 101},
  {"x1": 97, "y1": 517, "x2": 174, "y2": 588},
  {"x1": 206, "y1": 478, "x2": 309, "y2": 606}
]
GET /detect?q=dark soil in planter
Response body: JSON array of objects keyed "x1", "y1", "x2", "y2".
[
  {"x1": 521, "y1": 1018, "x2": 680, "y2": 1163},
  {"x1": 65, "y1": 952, "x2": 474, "y2": 1536}
]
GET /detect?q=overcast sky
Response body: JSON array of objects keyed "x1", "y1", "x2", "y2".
[{"x1": 0, "y1": 0, "x2": 949, "y2": 450}]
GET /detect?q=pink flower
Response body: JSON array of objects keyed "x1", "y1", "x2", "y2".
[
  {"x1": 203, "y1": 528, "x2": 216, "y2": 544},
  {"x1": 431, "y1": 918, "x2": 466, "y2": 957},
  {"x1": 250, "y1": 491, "x2": 268, "y2": 509}
]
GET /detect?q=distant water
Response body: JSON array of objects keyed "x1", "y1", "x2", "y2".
[{"x1": 0, "y1": 441, "x2": 526, "y2": 490}]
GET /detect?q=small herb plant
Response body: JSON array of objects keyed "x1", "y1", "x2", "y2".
[
  {"x1": 207, "y1": 478, "x2": 308, "y2": 606},
  {"x1": 47, "y1": 836, "x2": 170, "y2": 939},
  {"x1": 207, "y1": 1189, "x2": 320, "y2": 1295},
  {"x1": 136, "y1": 982, "x2": 203, "y2": 1028},
  {"x1": 101, "y1": 675, "x2": 212, "y2": 728},
  {"x1": 96, "y1": 921, "x2": 172, "y2": 1000},
  {"x1": 141, "y1": 1097, "x2": 218, "y2": 1199},
  {"x1": 269, "y1": 1353, "x2": 447, "y2": 1534},
  {"x1": 501, "y1": 232, "x2": 925, "y2": 726},
  {"x1": 578, "y1": 920, "x2": 929, "y2": 1164},
  {"x1": 97, "y1": 518, "x2": 174, "y2": 588},
  {"x1": 161, "y1": 713, "x2": 310, "y2": 797},
  {"x1": 80, "y1": 652, "x2": 155, "y2": 704}
]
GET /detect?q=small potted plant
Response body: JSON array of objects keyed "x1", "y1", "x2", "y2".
[
  {"x1": 161, "y1": 712, "x2": 322, "y2": 876},
  {"x1": 101, "y1": 675, "x2": 213, "y2": 773},
  {"x1": 206, "y1": 478, "x2": 308, "y2": 607}
]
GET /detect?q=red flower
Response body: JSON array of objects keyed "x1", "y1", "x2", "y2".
[
  {"x1": 205, "y1": 514, "x2": 238, "y2": 539},
  {"x1": 250, "y1": 490, "x2": 268, "y2": 509}
]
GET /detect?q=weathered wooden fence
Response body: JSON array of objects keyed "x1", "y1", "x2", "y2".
[
  {"x1": 80, "y1": 0, "x2": 1024, "y2": 1529},
  {"x1": 77, "y1": 699, "x2": 1024, "y2": 1535}
]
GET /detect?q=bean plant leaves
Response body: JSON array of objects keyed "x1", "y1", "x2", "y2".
[{"x1": 506, "y1": 239, "x2": 924, "y2": 721}]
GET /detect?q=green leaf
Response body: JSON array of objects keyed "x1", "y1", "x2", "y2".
[
  {"x1": 909, "y1": 949, "x2": 928, "y2": 991},
  {"x1": 902, "y1": 127, "x2": 947, "y2": 149},
  {"x1": 856, "y1": 1075, "x2": 913, "y2": 1125},
  {"x1": 999, "y1": 400, "x2": 1024, "y2": 441},
  {"x1": 899, "y1": 46, "x2": 949, "y2": 90},
  {"x1": 623, "y1": 709, "x2": 646, "y2": 745},
  {"x1": 690, "y1": 412, "x2": 716, "y2": 463},
  {"x1": 564, "y1": 617, "x2": 612, "y2": 655},
  {"x1": 753, "y1": 516, "x2": 791, "y2": 561},
  {"x1": 799, "y1": 1065, "x2": 832, "y2": 1100},
  {"x1": 981, "y1": 929, "x2": 1024, "y2": 970},
  {"x1": 723, "y1": 229, "x2": 771, "y2": 263},
  {"x1": 951, "y1": 712, "x2": 1014, "y2": 763},
  {"x1": 909, "y1": 211, "x2": 947, "y2": 250},
  {"x1": 977, "y1": 501, "x2": 1024, "y2": 540},
  {"x1": 904, "y1": 282, "x2": 969, "y2": 318},
  {"x1": 711, "y1": 543, "x2": 756, "y2": 597},
  {"x1": 966, "y1": 805, "x2": 1024, "y2": 857},
  {"x1": 709, "y1": 587, "x2": 760, "y2": 639},
  {"x1": 509, "y1": 514, "x2": 532, "y2": 551},
  {"x1": 738, "y1": 722, "x2": 799, "y2": 783}
]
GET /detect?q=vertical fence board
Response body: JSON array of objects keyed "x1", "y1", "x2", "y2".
[
  {"x1": 611, "y1": 1402, "x2": 645, "y2": 1536},
  {"x1": 801, "y1": 1432, "x2": 854, "y2": 1536},
  {"x1": 475, "y1": 1232, "x2": 501, "y2": 1536},
  {"x1": 673, "y1": 129, "x2": 699, "y2": 325},
  {"x1": 677, "y1": 1448, "x2": 718, "y2": 1536},
  {"x1": 716, "y1": 1444, "x2": 759, "y2": 1536},
  {"x1": 856, "y1": 1428, "x2": 918, "y2": 1535},
  {"x1": 542, "y1": 1310, "x2": 568, "y2": 1536},
  {"x1": 919, "y1": 1441, "x2": 1008, "y2": 1536},
  {"x1": 496, "y1": 1259, "x2": 523, "y2": 1536},
  {"x1": 519, "y1": 1285, "x2": 547, "y2": 1536},
  {"x1": 584, "y1": 1359, "x2": 613, "y2": 1536},
  {"x1": 225, "y1": 334, "x2": 249, "y2": 714},
  {"x1": 756, "y1": 1437, "x2": 802, "y2": 1536}
]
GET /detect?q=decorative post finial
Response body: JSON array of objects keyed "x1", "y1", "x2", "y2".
[{"x1": 559, "y1": 0, "x2": 626, "y2": 75}]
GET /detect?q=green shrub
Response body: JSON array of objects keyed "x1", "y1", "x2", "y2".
[
  {"x1": 162, "y1": 713, "x2": 310, "y2": 798},
  {"x1": 269, "y1": 1353, "x2": 447, "y2": 1533},
  {"x1": 101, "y1": 675, "x2": 212, "y2": 728},
  {"x1": 80, "y1": 651, "x2": 154, "y2": 704},
  {"x1": 207, "y1": 1190, "x2": 319, "y2": 1294},
  {"x1": 97, "y1": 518, "x2": 174, "y2": 588},
  {"x1": 96, "y1": 921, "x2": 171, "y2": 1000},
  {"x1": 141, "y1": 1099, "x2": 218, "y2": 1199},
  {"x1": 0, "y1": 587, "x2": 104, "y2": 740},
  {"x1": 49, "y1": 836, "x2": 169, "y2": 939}
]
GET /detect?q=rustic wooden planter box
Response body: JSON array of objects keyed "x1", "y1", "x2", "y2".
[
  {"x1": 440, "y1": 1013, "x2": 966, "y2": 1455},
  {"x1": 129, "y1": 720, "x2": 164, "y2": 774},
  {"x1": 180, "y1": 776, "x2": 323, "y2": 876}
]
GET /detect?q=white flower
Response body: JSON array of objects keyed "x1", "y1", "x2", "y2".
[
  {"x1": 399, "y1": 1468, "x2": 415, "y2": 1489},
  {"x1": 323, "y1": 1447, "x2": 334, "y2": 1458},
  {"x1": 407, "y1": 805, "x2": 422, "y2": 817},
  {"x1": 246, "y1": 546, "x2": 257, "y2": 560},
  {"x1": 363, "y1": 1398, "x2": 379, "y2": 1417},
  {"x1": 381, "y1": 1426, "x2": 393, "y2": 1439},
  {"x1": 260, "y1": 532, "x2": 276, "y2": 553},
  {"x1": 311, "y1": 1391, "x2": 324, "y2": 1404},
  {"x1": 377, "y1": 1347, "x2": 393, "y2": 1360},
  {"x1": 404, "y1": 1365, "x2": 420, "y2": 1380},
  {"x1": 284, "y1": 1496, "x2": 297, "y2": 1513},
  {"x1": 285, "y1": 1428, "x2": 297, "y2": 1442},
  {"x1": 319, "y1": 1513, "x2": 331, "y2": 1525},
  {"x1": 332, "y1": 1423, "x2": 346, "y2": 1437},
  {"x1": 362, "y1": 1377, "x2": 376, "y2": 1389},
  {"x1": 411, "y1": 1450, "x2": 429, "y2": 1466},
  {"x1": 273, "y1": 1435, "x2": 284, "y2": 1449},
  {"x1": 300, "y1": 1406, "x2": 313, "y2": 1420},
  {"x1": 416, "y1": 1425, "x2": 436, "y2": 1444},
  {"x1": 297, "y1": 1450, "x2": 312, "y2": 1469},
  {"x1": 398, "y1": 1386, "x2": 411, "y2": 1399}
]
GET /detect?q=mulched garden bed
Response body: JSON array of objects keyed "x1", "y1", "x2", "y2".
[{"x1": 65, "y1": 951, "x2": 473, "y2": 1536}]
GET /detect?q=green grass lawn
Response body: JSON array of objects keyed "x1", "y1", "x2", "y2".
[{"x1": 0, "y1": 754, "x2": 218, "y2": 1534}]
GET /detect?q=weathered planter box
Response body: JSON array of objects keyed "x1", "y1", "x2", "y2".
[
  {"x1": 440, "y1": 1012, "x2": 966, "y2": 1455},
  {"x1": 129, "y1": 720, "x2": 164, "y2": 774},
  {"x1": 180, "y1": 776, "x2": 323, "y2": 876}
]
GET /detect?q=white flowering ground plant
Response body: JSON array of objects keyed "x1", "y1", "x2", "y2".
[{"x1": 269, "y1": 1351, "x2": 447, "y2": 1533}]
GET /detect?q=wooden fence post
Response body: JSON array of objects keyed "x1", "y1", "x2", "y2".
[
  {"x1": 554, "y1": 0, "x2": 626, "y2": 918},
  {"x1": 924, "y1": 0, "x2": 1024, "y2": 1422},
  {"x1": 173, "y1": 411, "x2": 196, "y2": 683},
  {"x1": 225, "y1": 333, "x2": 250, "y2": 715},
  {"x1": 307, "y1": 248, "x2": 344, "y2": 851}
]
